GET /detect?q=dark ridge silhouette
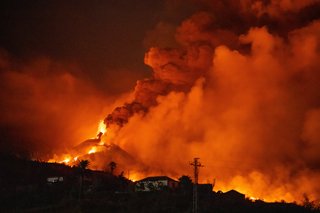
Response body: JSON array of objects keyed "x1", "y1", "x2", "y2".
[{"x1": 0, "y1": 154, "x2": 319, "y2": 213}]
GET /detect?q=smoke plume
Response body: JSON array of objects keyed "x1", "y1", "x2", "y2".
[{"x1": 102, "y1": 0, "x2": 320, "y2": 202}]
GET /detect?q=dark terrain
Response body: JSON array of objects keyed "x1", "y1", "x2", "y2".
[{"x1": 0, "y1": 154, "x2": 319, "y2": 213}]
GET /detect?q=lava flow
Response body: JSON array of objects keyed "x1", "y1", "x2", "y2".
[{"x1": 48, "y1": 120, "x2": 108, "y2": 166}]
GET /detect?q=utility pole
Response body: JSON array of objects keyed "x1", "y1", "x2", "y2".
[{"x1": 190, "y1": 158, "x2": 203, "y2": 213}]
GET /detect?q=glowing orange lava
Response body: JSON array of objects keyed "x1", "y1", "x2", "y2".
[
  {"x1": 98, "y1": 120, "x2": 107, "y2": 134},
  {"x1": 48, "y1": 121, "x2": 108, "y2": 166},
  {"x1": 88, "y1": 146, "x2": 97, "y2": 154}
]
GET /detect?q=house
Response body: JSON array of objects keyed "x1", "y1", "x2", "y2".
[
  {"x1": 221, "y1": 189, "x2": 245, "y2": 203},
  {"x1": 135, "y1": 176, "x2": 178, "y2": 192},
  {"x1": 47, "y1": 176, "x2": 64, "y2": 184}
]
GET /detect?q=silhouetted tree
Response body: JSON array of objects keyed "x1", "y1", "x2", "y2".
[
  {"x1": 178, "y1": 175, "x2": 193, "y2": 194},
  {"x1": 109, "y1": 161, "x2": 117, "y2": 175},
  {"x1": 302, "y1": 193, "x2": 320, "y2": 211},
  {"x1": 77, "y1": 159, "x2": 89, "y2": 200},
  {"x1": 78, "y1": 159, "x2": 89, "y2": 171}
]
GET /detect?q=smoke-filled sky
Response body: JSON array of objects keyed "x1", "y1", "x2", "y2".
[
  {"x1": 1, "y1": 0, "x2": 320, "y2": 202},
  {"x1": 0, "y1": 0, "x2": 166, "y2": 92},
  {"x1": 0, "y1": 0, "x2": 171, "y2": 154}
]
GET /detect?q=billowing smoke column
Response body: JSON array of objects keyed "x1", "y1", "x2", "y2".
[
  {"x1": 103, "y1": 0, "x2": 320, "y2": 203},
  {"x1": 105, "y1": 45, "x2": 213, "y2": 128}
]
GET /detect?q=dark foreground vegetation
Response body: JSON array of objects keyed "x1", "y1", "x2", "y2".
[{"x1": 0, "y1": 154, "x2": 319, "y2": 213}]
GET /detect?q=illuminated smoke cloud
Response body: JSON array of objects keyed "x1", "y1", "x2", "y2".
[
  {"x1": 105, "y1": 43, "x2": 214, "y2": 127},
  {"x1": 103, "y1": 0, "x2": 320, "y2": 202},
  {"x1": 105, "y1": 0, "x2": 320, "y2": 129},
  {"x1": 105, "y1": 102, "x2": 147, "y2": 127},
  {"x1": 252, "y1": 0, "x2": 320, "y2": 17}
]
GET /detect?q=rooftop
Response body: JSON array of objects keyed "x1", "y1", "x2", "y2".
[{"x1": 136, "y1": 176, "x2": 177, "y2": 182}]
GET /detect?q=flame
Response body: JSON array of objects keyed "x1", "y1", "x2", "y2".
[
  {"x1": 49, "y1": 154, "x2": 74, "y2": 165},
  {"x1": 248, "y1": 196, "x2": 260, "y2": 201},
  {"x1": 88, "y1": 146, "x2": 97, "y2": 154},
  {"x1": 97, "y1": 120, "x2": 107, "y2": 135},
  {"x1": 128, "y1": 172, "x2": 143, "y2": 182},
  {"x1": 60, "y1": 157, "x2": 71, "y2": 164},
  {"x1": 48, "y1": 119, "x2": 108, "y2": 165}
]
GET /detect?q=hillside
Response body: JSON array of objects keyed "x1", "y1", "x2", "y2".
[{"x1": 0, "y1": 154, "x2": 318, "y2": 213}]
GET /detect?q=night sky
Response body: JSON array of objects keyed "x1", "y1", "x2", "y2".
[
  {"x1": 0, "y1": 0, "x2": 159, "y2": 93},
  {"x1": 0, "y1": 0, "x2": 199, "y2": 93}
]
